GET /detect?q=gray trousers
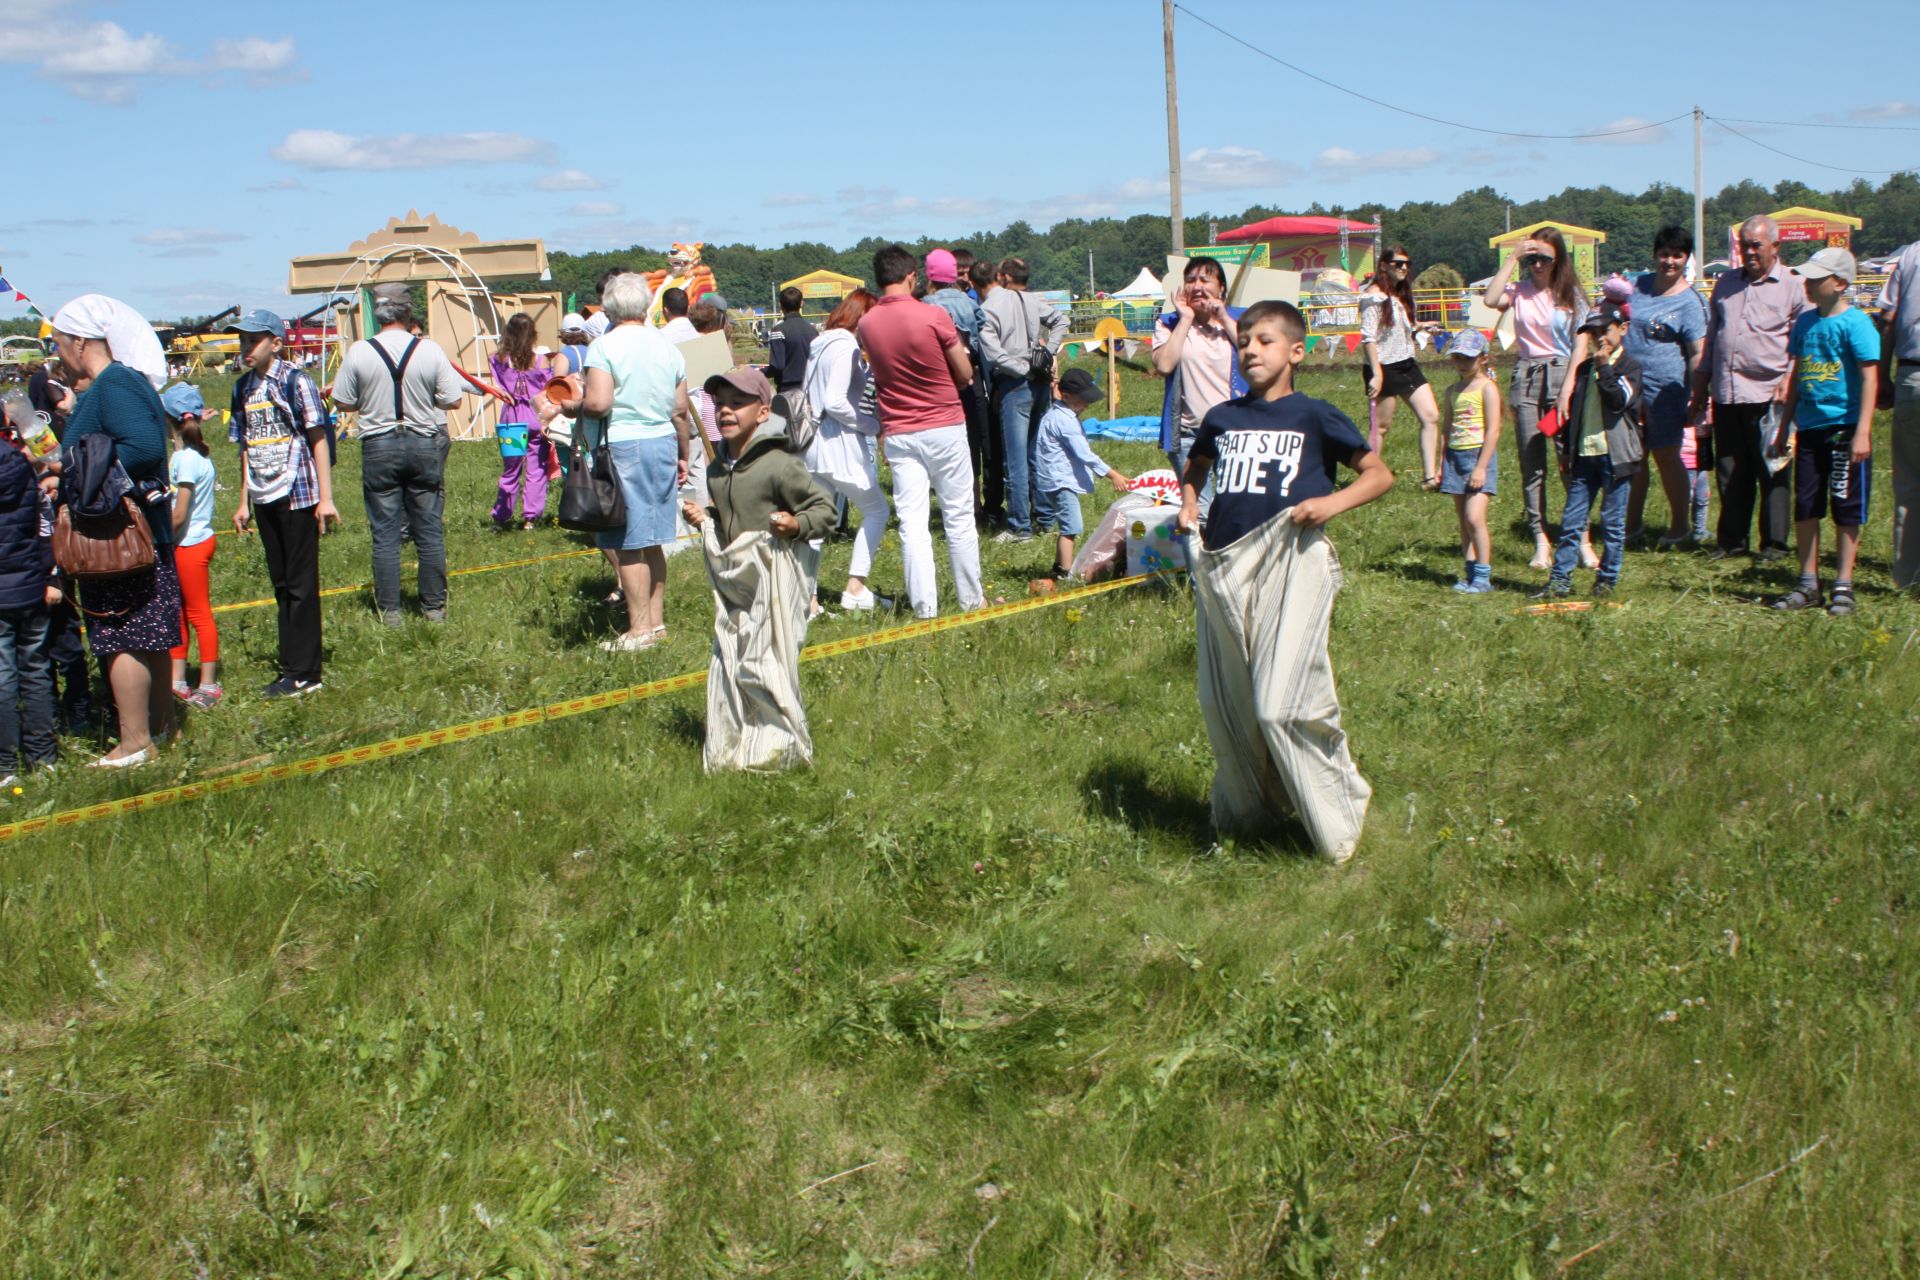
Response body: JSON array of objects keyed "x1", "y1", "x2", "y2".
[
  {"x1": 1893, "y1": 366, "x2": 1920, "y2": 589},
  {"x1": 1510, "y1": 356, "x2": 1568, "y2": 539}
]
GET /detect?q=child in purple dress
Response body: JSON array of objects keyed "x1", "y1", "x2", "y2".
[{"x1": 489, "y1": 314, "x2": 553, "y2": 530}]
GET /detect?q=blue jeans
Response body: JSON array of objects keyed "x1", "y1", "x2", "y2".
[
  {"x1": 361, "y1": 431, "x2": 450, "y2": 613},
  {"x1": 1553, "y1": 457, "x2": 1631, "y2": 587},
  {"x1": 0, "y1": 606, "x2": 55, "y2": 769},
  {"x1": 996, "y1": 374, "x2": 1039, "y2": 535},
  {"x1": 1167, "y1": 433, "x2": 1215, "y2": 521}
]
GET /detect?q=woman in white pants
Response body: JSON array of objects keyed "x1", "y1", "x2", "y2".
[{"x1": 802, "y1": 290, "x2": 890, "y2": 610}]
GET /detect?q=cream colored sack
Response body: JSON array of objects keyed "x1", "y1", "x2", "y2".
[
  {"x1": 1189, "y1": 515, "x2": 1371, "y2": 863},
  {"x1": 701, "y1": 525, "x2": 821, "y2": 772}
]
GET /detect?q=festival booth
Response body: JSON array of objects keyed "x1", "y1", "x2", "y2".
[
  {"x1": 779, "y1": 268, "x2": 864, "y2": 319},
  {"x1": 1489, "y1": 221, "x2": 1606, "y2": 291},
  {"x1": 288, "y1": 212, "x2": 552, "y2": 441},
  {"x1": 1214, "y1": 215, "x2": 1379, "y2": 289},
  {"x1": 1104, "y1": 266, "x2": 1169, "y2": 332},
  {"x1": 1728, "y1": 207, "x2": 1861, "y2": 267}
]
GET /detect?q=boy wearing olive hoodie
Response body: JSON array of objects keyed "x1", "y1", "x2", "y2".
[{"x1": 681, "y1": 368, "x2": 836, "y2": 772}]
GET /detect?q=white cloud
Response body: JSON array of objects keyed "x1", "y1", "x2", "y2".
[
  {"x1": 0, "y1": 3, "x2": 301, "y2": 102},
  {"x1": 549, "y1": 217, "x2": 712, "y2": 250},
  {"x1": 835, "y1": 185, "x2": 895, "y2": 204},
  {"x1": 778, "y1": 219, "x2": 839, "y2": 233},
  {"x1": 1574, "y1": 117, "x2": 1671, "y2": 146},
  {"x1": 1184, "y1": 145, "x2": 1302, "y2": 192},
  {"x1": 1851, "y1": 100, "x2": 1920, "y2": 121},
  {"x1": 764, "y1": 192, "x2": 822, "y2": 207},
  {"x1": 566, "y1": 201, "x2": 623, "y2": 217},
  {"x1": 1029, "y1": 143, "x2": 1299, "y2": 222},
  {"x1": 843, "y1": 194, "x2": 1000, "y2": 222},
  {"x1": 1314, "y1": 146, "x2": 1442, "y2": 177},
  {"x1": 271, "y1": 129, "x2": 557, "y2": 171},
  {"x1": 133, "y1": 228, "x2": 249, "y2": 248},
  {"x1": 207, "y1": 36, "x2": 297, "y2": 72},
  {"x1": 533, "y1": 168, "x2": 604, "y2": 191}
]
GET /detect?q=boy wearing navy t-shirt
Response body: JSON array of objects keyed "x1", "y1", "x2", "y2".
[
  {"x1": 1176, "y1": 300, "x2": 1392, "y2": 548},
  {"x1": 1175, "y1": 301, "x2": 1392, "y2": 864},
  {"x1": 1772, "y1": 248, "x2": 1880, "y2": 616}
]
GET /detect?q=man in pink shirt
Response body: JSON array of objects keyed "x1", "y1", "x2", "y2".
[{"x1": 858, "y1": 244, "x2": 983, "y2": 617}]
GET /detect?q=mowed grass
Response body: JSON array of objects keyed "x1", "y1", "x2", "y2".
[{"x1": 2, "y1": 356, "x2": 1917, "y2": 1277}]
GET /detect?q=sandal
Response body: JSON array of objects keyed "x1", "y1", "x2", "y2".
[
  {"x1": 1770, "y1": 587, "x2": 1824, "y2": 612},
  {"x1": 1419, "y1": 474, "x2": 1441, "y2": 492},
  {"x1": 1827, "y1": 587, "x2": 1856, "y2": 617}
]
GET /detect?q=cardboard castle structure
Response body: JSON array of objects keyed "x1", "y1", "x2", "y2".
[{"x1": 288, "y1": 212, "x2": 557, "y2": 441}]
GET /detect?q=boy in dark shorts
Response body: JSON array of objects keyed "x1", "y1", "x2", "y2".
[
  {"x1": 1175, "y1": 300, "x2": 1393, "y2": 864},
  {"x1": 1772, "y1": 248, "x2": 1880, "y2": 616}
]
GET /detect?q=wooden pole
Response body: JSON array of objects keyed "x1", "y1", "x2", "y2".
[
  {"x1": 1164, "y1": 0, "x2": 1183, "y2": 255},
  {"x1": 1107, "y1": 341, "x2": 1119, "y2": 420}
]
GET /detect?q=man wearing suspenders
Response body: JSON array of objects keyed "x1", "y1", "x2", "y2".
[{"x1": 330, "y1": 284, "x2": 468, "y2": 625}]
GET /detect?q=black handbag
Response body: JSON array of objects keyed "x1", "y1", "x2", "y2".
[{"x1": 557, "y1": 417, "x2": 627, "y2": 532}]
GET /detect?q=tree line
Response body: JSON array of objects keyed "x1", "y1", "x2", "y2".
[{"x1": 508, "y1": 174, "x2": 1920, "y2": 313}]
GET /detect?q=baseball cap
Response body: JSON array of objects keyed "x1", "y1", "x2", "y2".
[
  {"x1": 159, "y1": 382, "x2": 208, "y2": 420},
  {"x1": 1057, "y1": 367, "x2": 1102, "y2": 400},
  {"x1": 1578, "y1": 305, "x2": 1629, "y2": 333},
  {"x1": 1793, "y1": 247, "x2": 1856, "y2": 283},
  {"x1": 226, "y1": 308, "x2": 285, "y2": 339},
  {"x1": 559, "y1": 312, "x2": 588, "y2": 333},
  {"x1": 1447, "y1": 329, "x2": 1488, "y2": 358},
  {"x1": 925, "y1": 249, "x2": 958, "y2": 284},
  {"x1": 704, "y1": 366, "x2": 773, "y2": 406}
]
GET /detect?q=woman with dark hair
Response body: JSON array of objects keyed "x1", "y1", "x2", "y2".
[
  {"x1": 48, "y1": 295, "x2": 178, "y2": 767},
  {"x1": 801, "y1": 288, "x2": 890, "y2": 611},
  {"x1": 1622, "y1": 225, "x2": 1708, "y2": 545},
  {"x1": 1361, "y1": 244, "x2": 1442, "y2": 481},
  {"x1": 1485, "y1": 227, "x2": 1595, "y2": 569},
  {"x1": 489, "y1": 313, "x2": 552, "y2": 530},
  {"x1": 1152, "y1": 255, "x2": 1245, "y2": 518}
]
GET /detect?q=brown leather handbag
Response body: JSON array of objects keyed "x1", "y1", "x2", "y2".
[{"x1": 53, "y1": 497, "x2": 157, "y2": 580}]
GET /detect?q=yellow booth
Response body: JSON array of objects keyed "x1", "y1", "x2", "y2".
[
  {"x1": 1490, "y1": 220, "x2": 1606, "y2": 290},
  {"x1": 1728, "y1": 206, "x2": 1861, "y2": 267},
  {"x1": 779, "y1": 268, "x2": 864, "y2": 317}
]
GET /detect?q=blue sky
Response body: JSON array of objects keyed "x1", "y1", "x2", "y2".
[{"x1": 2, "y1": 0, "x2": 1915, "y2": 321}]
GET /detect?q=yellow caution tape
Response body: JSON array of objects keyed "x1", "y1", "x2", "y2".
[
  {"x1": 0, "y1": 571, "x2": 1171, "y2": 844},
  {"x1": 211, "y1": 546, "x2": 603, "y2": 615}
]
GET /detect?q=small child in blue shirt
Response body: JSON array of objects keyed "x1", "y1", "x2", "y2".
[
  {"x1": 1773, "y1": 248, "x2": 1880, "y2": 616},
  {"x1": 1033, "y1": 367, "x2": 1129, "y2": 577}
]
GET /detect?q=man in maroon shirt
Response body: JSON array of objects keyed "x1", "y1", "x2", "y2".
[{"x1": 858, "y1": 244, "x2": 982, "y2": 618}]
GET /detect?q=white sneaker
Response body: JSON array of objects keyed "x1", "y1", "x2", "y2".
[
  {"x1": 599, "y1": 628, "x2": 663, "y2": 652},
  {"x1": 840, "y1": 587, "x2": 877, "y2": 611},
  {"x1": 990, "y1": 531, "x2": 1030, "y2": 545}
]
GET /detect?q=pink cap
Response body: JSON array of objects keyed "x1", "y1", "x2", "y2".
[{"x1": 925, "y1": 249, "x2": 958, "y2": 284}]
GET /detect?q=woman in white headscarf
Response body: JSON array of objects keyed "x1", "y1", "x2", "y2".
[{"x1": 50, "y1": 295, "x2": 180, "y2": 768}]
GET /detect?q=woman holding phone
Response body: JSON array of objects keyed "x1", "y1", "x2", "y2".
[{"x1": 1484, "y1": 227, "x2": 1595, "y2": 569}]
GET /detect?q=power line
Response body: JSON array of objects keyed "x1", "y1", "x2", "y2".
[
  {"x1": 1706, "y1": 115, "x2": 1918, "y2": 176},
  {"x1": 1171, "y1": 3, "x2": 1687, "y2": 141},
  {"x1": 1717, "y1": 115, "x2": 1920, "y2": 134}
]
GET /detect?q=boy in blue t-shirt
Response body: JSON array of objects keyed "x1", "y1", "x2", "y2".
[
  {"x1": 1772, "y1": 248, "x2": 1880, "y2": 615},
  {"x1": 1175, "y1": 301, "x2": 1393, "y2": 864}
]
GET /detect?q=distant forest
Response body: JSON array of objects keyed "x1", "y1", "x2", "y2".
[
  {"x1": 509, "y1": 173, "x2": 1920, "y2": 313},
  {"x1": 13, "y1": 173, "x2": 1910, "y2": 336}
]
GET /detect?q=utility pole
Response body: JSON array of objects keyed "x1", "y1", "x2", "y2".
[
  {"x1": 1693, "y1": 106, "x2": 1705, "y2": 278},
  {"x1": 1088, "y1": 247, "x2": 1096, "y2": 294},
  {"x1": 1163, "y1": 0, "x2": 1183, "y2": 255}
]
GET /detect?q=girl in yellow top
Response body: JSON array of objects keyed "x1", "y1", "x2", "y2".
[{"x1": 1440, "y1": 329, "x2": 1502, "y2": 593}]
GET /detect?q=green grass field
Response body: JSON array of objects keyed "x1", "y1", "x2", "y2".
[{"x1": 2, "y1": 355, "x2": 1916, "y2": 1277}]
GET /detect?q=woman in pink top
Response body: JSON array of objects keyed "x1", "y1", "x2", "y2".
[{"x1": 1483, "y1": 227, "x2": 1596, "y2": 569}]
